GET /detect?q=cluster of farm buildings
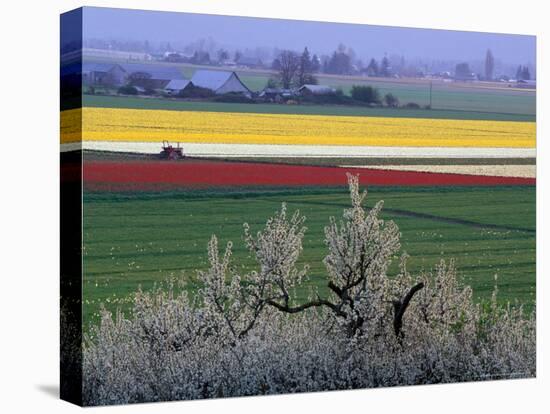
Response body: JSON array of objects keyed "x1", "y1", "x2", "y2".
[{"x1": 83, "y1": 62, "x2": 336, "y2": 98}]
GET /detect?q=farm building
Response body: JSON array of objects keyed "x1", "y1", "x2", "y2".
[
  {"x1": 236, "y1": 56, "x2": 264, "y2": 69},
  {"x1": 191, "y1": 70, "x2": 251, "y2": 95},
  {"x1": 298, "y1": 84, "x2": 336, "y2": 96},
  {"x1": 82, "y1": 63, "x2": 127, "y2": 87},
  {"x1": 123, "y1": 63, "x2": 184, "y2": 90},
  {"x1": 219, "y1": 59, "x2": 237, "y2": 67},
  {"x1": 163, "y1": 51, "x2": 194, "y2": 63},
  {"x1": 164, "y1": 79, "x2": 194, "y2": 95},
  {"x1": 83, "y1": 62, "x2": 185, "y2": 89},
  {"x1": 454, "y1": 72, "x2": 478, "y2": 81}
]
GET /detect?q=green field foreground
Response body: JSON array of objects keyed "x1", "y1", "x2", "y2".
[{"x1": 82, "y1": 186, "x2": 535, "y2": 327}]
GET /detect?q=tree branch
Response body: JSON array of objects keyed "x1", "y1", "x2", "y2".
[
  {"x1": 328, "y1": 281, "x2": 343, "y2": 297},
  {"x1": 267, "y1": 298, "x2": 346, "y2": 318},
  {"x1": 393, "y1": 282, "x2": 424, "y2": 338}
]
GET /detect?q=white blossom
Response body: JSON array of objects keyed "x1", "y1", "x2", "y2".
[{"x1": 80, "y1": 175, "x2": 535, "y2": 405}]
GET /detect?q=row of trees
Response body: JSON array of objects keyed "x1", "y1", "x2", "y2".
[
  {"x1": 283, "y1": 46, "x2": 533, "y2": 82},
  {"x1": 169, "y1": 45, "x2": 533, "y2": 83},
  {"x1": 516, "y1": 65, "x2": 531, "y2": 81},
  {"x1": 314, "y1": 44, "x2": 393, "y2": 77},
  {"x1": 322, "y1": 44, "x2": 354, "y2": 75},
  {"x1": 364, "y1": 57, "x2": 391, "y2": 77},
  {"x1": 270, "y1": 46, "x2": 399, "y2": 89},
  {"x1": 271, "y1": 44, "x2": 398, "y2": 80}
]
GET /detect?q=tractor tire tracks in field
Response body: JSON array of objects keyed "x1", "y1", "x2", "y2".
[{"x1": 280, "y1": 199, "x2": 536, "y2": 234}]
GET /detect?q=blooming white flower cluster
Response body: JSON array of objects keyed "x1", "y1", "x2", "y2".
[{"x1": 81, "y1": 174, "x2": 535, "y2": 405}]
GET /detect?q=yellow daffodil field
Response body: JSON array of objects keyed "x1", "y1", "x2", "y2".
[{"x1": 61, "y1": 107, "x2": 536, "y2": 148}]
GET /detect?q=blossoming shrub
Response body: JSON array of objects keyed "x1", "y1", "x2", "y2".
[{"x1": 82, "y1": 175, "x2": 535, "y2": 405}]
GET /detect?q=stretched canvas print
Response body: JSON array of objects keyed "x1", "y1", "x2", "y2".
[{"x1": 60, "y1": 6, "x2": 536, "y2": 406}]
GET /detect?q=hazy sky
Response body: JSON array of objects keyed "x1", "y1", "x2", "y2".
[{"x1": 81, "y1": 6, "x2": 536, "y2": 64}]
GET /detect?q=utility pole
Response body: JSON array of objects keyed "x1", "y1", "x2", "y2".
[{"x1": 429, "y1": 81, "x2": 433, "y2": 109}]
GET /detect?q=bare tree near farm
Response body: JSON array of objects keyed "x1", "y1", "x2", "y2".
[{"x1": 274, "y1": 50, "x2": 300, "y2": 88}]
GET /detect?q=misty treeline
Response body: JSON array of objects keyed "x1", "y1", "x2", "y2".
[
  {"x1": 78, "y1": 175, "x2": 535, "y2": 405},
  {"x1": 454, "y1": 49, "x2": 533, "y2": 82},
  {"x1": 84, "y1": 35, "x2": 534, "y2": 80},
  {"x1": 267, "y1": 45, "x2": 420, "y2": 89}
]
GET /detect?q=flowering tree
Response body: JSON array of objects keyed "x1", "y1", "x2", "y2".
[
  {"x1": 199, "y1": 174, "x2": 424, "y2": 340},
  {"x1": 83, "y1": 174, "x2": 535, "y2": 405}
]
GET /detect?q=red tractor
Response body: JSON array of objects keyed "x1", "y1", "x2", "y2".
[{"x1": 159, "y1": 141, "x2": 184, "y2": 160}]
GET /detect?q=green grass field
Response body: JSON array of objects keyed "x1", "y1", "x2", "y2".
[
  {"x1": 83, "y1": 185, "x2": 535, "y2": 328},
  {"x1": 82, "y1": 94, "x2": 535, "y2": 122},
  {"x1": 239, "y1": 71, "x2": 535, "y2": 115},
  {"x1": 317, "y1": 75, "x2": 535, "y2": 115}
]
